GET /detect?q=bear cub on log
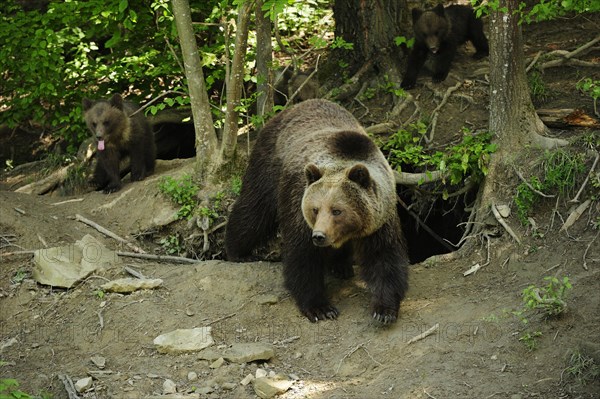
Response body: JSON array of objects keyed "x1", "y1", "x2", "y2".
[
  {"x1": 225, "y1": 99, "x2": 409, "y2": 324},
  {"x1": 83, "y1": 94, "x2": 156, "y2": 193},
  {"x1": 400, "y1": 3, "x2": 489, "y2": 89}
]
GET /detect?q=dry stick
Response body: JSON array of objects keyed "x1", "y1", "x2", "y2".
[
  {"x1": 582, "y1": 230, "x2": 599, "y2": 271},
  {"x1": 116, "y1": 250, "x2": 201, "y2": 264},
  {"x1": 51, "y1": 198, "x2": 84, "y2": 206},
  {"x1": 570, "y1": 150, "x2": 599, "y2": 203},
  {"x1": 491, "y1": 202, "x2": 521, "y2": 244},
  {"x1": 407, "y1": 323, "x2": 439, "y2": 344},
  {"x1": 335, "y1": 341, "x2": 381, "y2": 375},
  {"x1": 514, "y1": 167, "x2": 555, "y2": 198},
  {"x1": 526, "y1": 50, "x2": 543, "y2": 72},
  {"x1": 57, "y1": 374, "x2": 80, "y2": 399},
  {"x1": 75, "y1": 214, "x2": 146, "y2": 254},
  {"x1": 426, "y1": 81, "x2": 463, "y2": 144},
  {"x1": 539, "y1": 34, "x2": 600, "y2": 70},
  {"x1": 286, "y1": 54, "x2": 321, "y2": 105},
  {"x1": 366, "y1": 92, "x2": 416, "y2": 134},
  {"x1": 397, "y1": 197, "x2": 455, "y2": 252}
]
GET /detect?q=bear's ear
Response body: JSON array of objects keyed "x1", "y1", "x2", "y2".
[
  {"x1": 82, "y1": 98, "x2": 93, "y2": 111},
  {"x1": 305, "y1": 163, "x2": 323, "y2": 185},
  {"x1": 347, "y1": 164, "x2": 371, "y2": 189},
  {"x1": 109, "y1": 94, "x2": 124, "y2": 110},
  {"x1": 432, "y1": 3, "x2": 445, "y2": 16},
  {"x1": 412, "y1": 8, "x2": 423, "y2": 22}
]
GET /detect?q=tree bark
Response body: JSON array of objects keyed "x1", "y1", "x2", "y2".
[
  {"x1": 221, "y1": 1, "x2": 253, "y2": 161},
  {"x1": 333, "y1": 0, "x2": 410, "y2": 85},
  {"x1": 255, "y1": 0, "x2": 274, "y2": 119},
  {"x1": 171, "y1": 0, "x2": 219, "y2": 182}
]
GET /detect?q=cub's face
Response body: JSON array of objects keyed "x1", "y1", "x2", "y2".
[
  {"x1": 413, "y1": 8, "x2": 449, "y2": 54},
  {"x1": 82, "y1": 94, "x2": 127, "y2": 150},
  {"x1": 301, "y1": 163, "x2": 371, "y2": 248}
]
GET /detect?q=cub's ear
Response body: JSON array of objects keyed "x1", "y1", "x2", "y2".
[
  {"x1": 432, "y1": 3, "x2": 445, "y2": 16},
  {"x1": 411, "y1": 8, "x2": 423, "y2": 22},
  {"x1": 347, "y1": 164, "x2": 371, "y2": 189},
  {"x1": 304, "y1": 163, "x2": 323, "y2": 185},
  {"x1": 109, "y1": 94, "x2": 124, "y2": 110},
  {"x1": 82, "y1": 98, "x2": 93, "y2": 111}
]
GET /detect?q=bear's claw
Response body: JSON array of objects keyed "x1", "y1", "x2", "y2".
[
  {"x1": 372, "y1": 307, "x2": 398, "y2": 325},
  {"x1": 303, "y1": 305, "x2": 339, "y2": 322}
]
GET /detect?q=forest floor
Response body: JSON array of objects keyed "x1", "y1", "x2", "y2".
[{"x1": 1, "y1": 12, "x2": 600, "y2": 399}]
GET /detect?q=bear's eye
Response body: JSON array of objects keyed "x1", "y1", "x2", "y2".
[
  {"x1": 91, "y1": 122, "x2": 97, "y2": 128},
  {"x1": 331, "y1": 209, "x2": 342, "y2": 216},
  {"x1": 313, "y1": 208, "x2": 318, "y2": 215}
]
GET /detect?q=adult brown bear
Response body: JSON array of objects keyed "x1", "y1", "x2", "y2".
[
  {"x1": 83, "y1": 94, "x2": 156, "y2": 193},
  {"x1": 400, "y1": 4, "x2": 489, "y2": 89},
  {"x1": 225, "y1": 99, "x2": 409, "y2": 324}
]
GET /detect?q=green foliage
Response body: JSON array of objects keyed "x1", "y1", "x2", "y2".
[
  {"x1": 393, "y1": 36, "x2": 415, "y2": 49},
  {"x1": 518, "y1": 330, "x2": 543, "y2": 351},
  {"x1": 566, "y1": 351, "x2": 600, "y2": 385},
  {"x1": 0, "y1": 378, "x2": 51, "y2": 399},
  {"x1": 230, "y1": 176, "x2": 243, "y2": 196},
  {"x1": 528, "y1": 69, "x2": 548, "y2": 103},
  {"x1": 576, "y1": 78, "x2": 600, "y2": 115},
  {"x1": 522, "y1": 276, "x2": 572, "y2": 317},
  {"x1": 158, "y1": 175, "x2": 200, "y2": 220},
  {"x1": 514, "y1": 149, "x2": 586, "y2": 225},
  {"x1": 471, "y1": 0, "x2": 600, "y2": 22},
  {"x1": 384, "y1": 124, "x2": 496, "y2": 196},
  {"x1": 160, "y1": 234, "x2": 183, "y2": 255}
]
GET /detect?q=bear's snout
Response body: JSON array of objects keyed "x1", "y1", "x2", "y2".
[{"x1": 311, "y1": 231, "x2": 328, "y2": 247}]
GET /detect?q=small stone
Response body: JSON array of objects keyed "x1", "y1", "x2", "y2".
[
  {"x1": 240, "y1": 374, "x2": 254, "y2": 386},
  {"x1": 268, "y1": 371, "x2": 276, "y2": 378},
  {"x1": 196, "y1": 386, "x2": 213, "y2": 395},
  {"x1": 293, "y1": 352, "x2": 302, "y2": 359},
  {"x1": 256, "y1": 294, "x2": 279, "y2": 305},
  {"x1": 154, "y1": 327, "x2": 213, "y2": 354},
  {"x1": 74, "y1": 377, "x2": 93, "y2": 393},
  {"x1": 101, "y1": 278, "x2": 163, "y2": 293},
  {"x1": 496, "y1": 204, "x2": 511, "y2": 218},
  {"x1": 222, "y1": 382, "x2": 236, "y2": 390},
  {"x1": 209, "y1": 357, "x2": 225, "y2": 369},
  {"x1": 289, "y1": 373, "x2": 300, "y2": 381},
  {"x1": 163, "y1": 379, "x2": 177, "y2": 394},
  {"x1": 222, "y1": 343, "x2": 274, "y2": 363},
  {"x1": 187, "y1": 371, "x2": 198, "y2": 381},
  {"x1": 255, "y1": 368, "x2": 268, "y2": 379},
  {"x1": 253, "y1": 377, "x2": 293, "y2": 399},
  {"x1": 91, "y1": 355, "x2": 106, "y2": 369},
  {"x1": 491, "y1": 354, "x2": 498, "y2": 360}
]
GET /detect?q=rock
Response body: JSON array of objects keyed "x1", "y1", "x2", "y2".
[
  {"x1": 74, "y1": 376, "x2": 93, "y2": 393},
  {"x1": 255, "y1": 368, "x2": 268, "y2": 379},
  {"x1": 32, "y1": 234, "x2": 118, "y2": 288},
  {"x1": 90, "y1": 354, "x2": 106, "y2": 369},
  {"x1": 222, "y1": 382, "x2": 236, "y2": 390},
  {"x1": 196, "y1": 348, "x2": 222, "y2": 362},
  {"x1": 496, "y1": 204, "x2": 511, "y2": 218},
  {"x1": 253, "y1": 377, "x2": 293, "y2": 399},
  {"x1": 163, "y1": 379, "x2": 177, "y2": 394},
  {"x1": 154, "y1": 327, "x2": 214, "y2": 354},
  {"x1": 240, "y1": 374, "x2": 254, "y2": 386},
  {"x1": 0, "y1": 337, "x2": 18, "y2": 352},
  {"x1": 101, "y1": 277, "x2": 163, "y2": 293},
  {"x1": 209, "y1": 357, "x2": 225, "y2": 369},
  {"x1": 187, "y1": 371, "x2": 198, "y2": 381},
  {"x1": 223, "y1": 343, "x2": 274, "y2": 363},
  {"x1": 256, "y1": 294, "x2": 279, "y2": 305}
]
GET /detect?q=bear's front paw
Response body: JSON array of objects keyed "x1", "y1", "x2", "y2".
[
  {"x1": 371, "y1": 305, "x2": 398, "y2": 325},
  {"x1": 400, "y1": 78, "x2": 416, "y2": 90},
  {"x1": 432, "y1": 73, "x2": 448, "y2": 83},
  {"x1": 103, "y1": 184, "x2": 121, "y2": 194},
  {"x1": 301, "y1": 304, "x2": 339, "y2": 323}
]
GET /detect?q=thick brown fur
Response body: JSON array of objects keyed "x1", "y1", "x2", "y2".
[
  {"x1": 225, "y1": 99, "x2": 409, "y2": 324},
  {"x1": 82, "y1": 94, "x2": 156, "y2": 193},
  {"x1": 401, "y1": 4, "x2": 489, "y2": 89}
]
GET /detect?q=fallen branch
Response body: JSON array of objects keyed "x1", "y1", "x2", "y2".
[
  {"x1": 582, "y1": 230, "x2": 599, "y2": 271},
  {"x1": 560, "y1": 199, "x2": 591, "y2": 232},
  {"x1": 491, "y1": 202, "x2": 521, "y2": 244},
  {"x1": 116, "y1": 250, "x2": 201, "y2": 264},
  {"x1": 394, "y1": 169, "x2": 443, "y2": 186},
  {"x1": 426, "y1": 81, "x2": 463, "y2": 144},
  {"x1": 57, "y1": 374, "x2": 80, "y2": 399},
  {"x1": 570, "y1": 151, "x2": 599, "y2": 203},
  {"x1": 514, "y1": 167, "x2": 555, "y2": 198},
  {"x1": 325, "y1": 60, "x2": 373, "y2": 101},
  {"x1": 397, "y1": 196, "x2": 454, "y2": 252},
  {"x1": 407, "y1": 323, "x2": 439, "y2": 344},
  {"x1": 75, "y1": 214, "x2": 146, "y2": 254}
]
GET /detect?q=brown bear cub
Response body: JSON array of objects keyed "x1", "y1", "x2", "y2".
[
  {"x1": 225, "y1": 99, "x2": 409, "y2": 324},
  {"x1": 400, "y1": 3, "x2": 489, "y2": 89},
  {"x1": 82, "y1": 94, "x2": 156, "y2": 193}
]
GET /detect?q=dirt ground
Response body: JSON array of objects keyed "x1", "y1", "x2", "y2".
[{"x1": 1, "y1": 12, "x2": 600, "y2": 399}]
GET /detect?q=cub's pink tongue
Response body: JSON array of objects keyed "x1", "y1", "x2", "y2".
[{"x1": 97, "y1": 140, "x2": 105, "y2": 151}]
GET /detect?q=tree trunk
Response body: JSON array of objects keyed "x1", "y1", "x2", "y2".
[
  {"x1": 255, "y1": 0, "x2": 274, "y2": 119},
  {"x1": 221, "y1": 1, "x2": 253, "y2": 162},
  {"x1": 171, "y1": 0, "x2": 219, "y2": 182},
  {"x1": 333, "y1": 0, "x2": 409, "y2": 83},
  {"x1": 479, "y1": 0, "x2": 567, "y2": 210}
]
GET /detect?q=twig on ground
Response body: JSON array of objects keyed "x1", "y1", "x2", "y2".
[
  {"x1": 514, "y1": 167, "x2": 556, "y2": 198},
  {"x1": 407, "y1": 323, "x2": 439, "y2": 344},
  {"x1": 538, "y1": 34, "x2": 600, "y2": 70},
  {"x1": 570, "y1": 151, "x2": 599, "y2": 203},
  {"x1": 57, "y1": 374, "x2": 80, "y2": 399},
  {"x1": 560, "y1": 199, "x2": 591, "y2": 232},
  {"x1": 116, "y1": 251, "x2": 200, "y2": 264},
  {"x1": 75, "y1": 214, "x2": 146, "y2": 254},
  {"x1": 51, "y1": 198, "x2": 84, "y2": 206},
  {"x1": 426, "y1": 81, "x2": 463, "y2": 144},
  {"x1": 491, "y1": 203, "x2": 521, "y2": 244},
  {"x1": 582, "y1": 230, "x2": 599, "y2": 271},
  {"x1": 397, "y1": 196, "x2": 454, "y2": 252},
  {"x1": 335, "y1": 341, "x2": 381, "y2": 375},
  {"x1": 207, "y1": 312, "x2": 236, "y2": 325},
  {"x1": 526, "y1": 51, "x2": 543, "y2": 72}
]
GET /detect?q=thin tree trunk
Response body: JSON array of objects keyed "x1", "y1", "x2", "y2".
[
  {"x1": 171, "y1": 0, "x2": 219, "y2": 182},
  {"x1": 221, "y1": 1, "x2": 253, "y2": 161},
  {"x1": 255, "y1": 0, "x2": 274, "y2": 119}
]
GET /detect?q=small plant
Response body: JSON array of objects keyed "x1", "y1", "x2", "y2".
[
  {"x1": 528, "y1": 69, "x2": 548, "y2": 103},
  {"x1": 519, "y1": 331, "x2": 542, "y2": 351},
  {"x1": 522, "y1": 276, "x2": 572, "y2": 317},
  {"x1": 160, "y1": 234, "x2": 183, "y2": 255},
  {"x1": 10, "y1": 270, "x2": 28, "y2": 285},
  {"x1": 158, "y1": 175, "x2": 199, "y2": 220},
  {"x1": 566, "y1": 350, "x2": 600, "y2": 385},
  {"x1": 95, "y1": 289, "x2": 105, "y2": 300},
  {"x1": 0, "y1": 377, "x2": 51, "y2": 399},
  {"x1": 576, "y1": 77, "x2": 600, "y2": 116},
  {"x1": 515, "y1": 176, "x2": 542, "y2": 225},
  {"x1": 230, "y1": 176, "x2": 242, "y2": 196}
]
